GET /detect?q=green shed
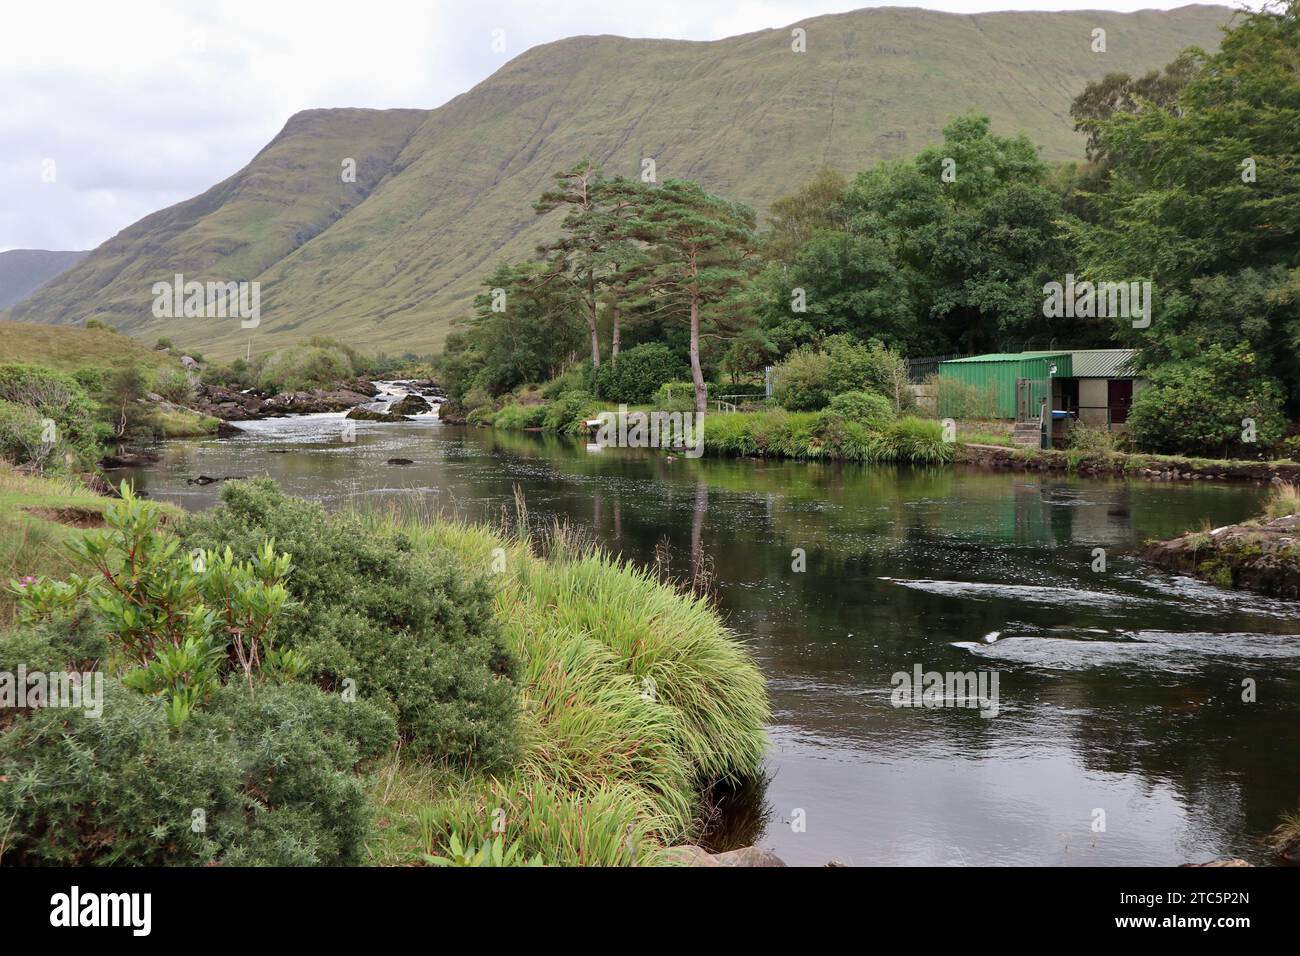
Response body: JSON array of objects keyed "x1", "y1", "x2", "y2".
[{"x1": 938, "y1": 352, "x2": 1072, "y2": 420}]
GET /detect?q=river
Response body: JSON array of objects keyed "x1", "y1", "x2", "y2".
[{"x1": 118, "y1": 407, "x2": 1300, "y2": 866}]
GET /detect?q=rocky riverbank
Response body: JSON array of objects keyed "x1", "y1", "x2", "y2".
[
  {"x1": 1146, "y1": 509, "x2": 1300, "y2": 598},
  {"x1": 189, "y1": 378, "x2": 444, "y2": 421},
  {"x1": 957, "y1": 443, "x2": 1300, "y2": 484}
]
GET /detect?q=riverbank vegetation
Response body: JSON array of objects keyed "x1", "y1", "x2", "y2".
[
  {"x1": 0, "y1": 470, "x2": 768, "y2": 865},
  {"x1": 435, "y1": 4, "x2": 1300, "y2": 465}
]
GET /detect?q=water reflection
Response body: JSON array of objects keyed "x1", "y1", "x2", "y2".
[{"x1": 120, "y1": 418, "x2": 1299, "y2": 866}]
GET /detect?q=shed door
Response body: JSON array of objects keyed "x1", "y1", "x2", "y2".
[{"x1": 1108, "y1": 379, "x2": 1133, "y2": 424}]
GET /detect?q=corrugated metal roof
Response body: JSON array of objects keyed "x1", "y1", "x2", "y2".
[
  {"x1": 942, "y1": 351, "x2": 1066, "y2": 364},
  {"x1": 1069, "y1": 349, "x2": 1138, "y2": 378}
]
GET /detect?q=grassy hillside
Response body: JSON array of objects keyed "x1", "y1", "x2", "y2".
[
  {"x1": 9, "y1": 5, "x2": 1233, "y2": 359},
  {"x1": 0, "y1": 250, "x2": 90, "y2": 308},
  {"x1": 0, "y1": 319, "x2": 179, "y2": 372}
]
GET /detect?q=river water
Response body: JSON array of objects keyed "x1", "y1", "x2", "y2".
[{"x1": 119, "y1": 408, "x2": 1300, "y2": 866}]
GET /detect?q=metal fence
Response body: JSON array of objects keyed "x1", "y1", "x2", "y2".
[{"x1": 906, "y1": 353, "x2": 967, "y2": 383}]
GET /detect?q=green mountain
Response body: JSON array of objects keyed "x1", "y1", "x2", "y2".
[
  {"x1": 7, "y1": 5, "x2": 1233, "y2": 360},
  {"x1": 0, "y1": 250, "x2": 90, "y2": 309}
]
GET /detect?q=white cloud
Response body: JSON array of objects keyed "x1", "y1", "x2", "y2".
[{"x1": 0, "y1": 1, "x2": 1251, "y2": 251}]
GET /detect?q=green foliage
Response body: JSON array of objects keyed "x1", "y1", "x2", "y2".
[
  {"x1": 652, "y1": 381, "x2": 698, "y2": 414},
  {"x1": 11, "y1": 483, "x2": 295, "y2": 725},
  {"x1": 542, "y1": 390, "x2": 602, "y2": 435},
  {"x1": 594, "y1": 342, "x2": 686, "y2": 404},
  {"x1": 762, "y1": 117, "x2": 1076, "y2": 355},
  {"x1": 154, "y1": 337, "x2": 175, "y2": 351},
  {"x1": 1127, "y1": 345, "x2": 1287, "y2": 457},
  {"x1": 826, "y1": 390, "x2": 896, "y2": 426},
  {"x1": 931, "y1": 373, "x2": 1001, "y2": 420},
  {"x1": 492, "y1": 403, "x2": 547, "y2": 430},
  {"x1": 1072, "y1": 3, "x2": 1300, "y2": 412},
  {"x1": 200, "y1": 357, "x2": 256, "y2": 390},
  {"x1": 704, "y1": 409, "x2": 951, "y2": 463},
  {"x1": 178, "y1": 480, "x2": 519, "y2": 768},
  {"x1": 441, "y1": 261, "x2": 587, "y2": 400},
  {"x1": 0, "y1": 363, "x2": 99, "y2": 471},
  {"x1": 152, "y1": 366, "x2": 194, "y2": 403},
  {"x1": 423, "y1": 833, "x2": 543, "y2": 867},
  {"x1": 772, "y1": 346, "x2": 831, "y2": 410},
  {"x1": 0, "y1": 675, "x2": 395, "y2": 866},
  {"x1": 256, "y1": 341, "x2": 357, "y2": 392}
]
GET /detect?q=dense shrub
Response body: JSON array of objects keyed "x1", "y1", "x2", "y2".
[
  {"x1": 543, "y1": 390, "x2": 603, "y2": 435},
  {"x1": 0, "y1": 667, "x2": 395, "y2": 866},
  {"x1": 1127, "y1": 345, "x2": 1288, "y2": 458},
  {"x1": 826, "y1": 390, "x2": 896, "y2": 426},
  {"x1": 200, "y1": 357, "x2": 257, "y2": 391},
  {"x1": 178, "y1": 480, "x2": 519, "y2": 768},
  {"x1": 256, "y1": 344, "x2": 355, "y2": 393},
  {"x1": 652, "y1": 381, "x2": 698, "y2": 414},
  {"x1": 540, "y1": 364, "x2": 594, "y2": 400},
  {"x1": 594, "y1": 343, "x2": 687, "y2": 405},
  {"x1": 824, "y1": 335, "x2": 908, "y2": 405},
  {"x1": 152, "y1": 366, "x2": 194, "y2": 403},
  {"x1": 772, "y1": 346, "x2": 831, "y2": 410},
  {"x1": 0, "y1": 364, "x2": 99, "y2": 470}
]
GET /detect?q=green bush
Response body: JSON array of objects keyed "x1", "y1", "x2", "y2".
[
  {"x1": 200, "y1": 358, "x2": 256, "y2": 391},
  {"x1": 256, "y1": 344, "x2": 355, "y2": 393},
  {"x1": 152, "y1": 366, "x2": 194, "y2": 404},
  {"x1": 826, "y1": 390, "x2": 896, "y2": 426},
  {"x1": 1127, "y1": 345, "x2": 1288, "y2": 458},
  {"x1": 543, "y1": 390, "x2": 603, "y2": 435},
  {"x1": 772, "y1": 346, "x2": 831, "y2": 410},
  {"x1": 652, "y1": 381, "x2": 698, "y2": 414},
  {"x1": 540, "y1": 364, "x2": 594, "y2": 400},
  {"x1": 492, "y1": 403, "x2": 547, "y2": 430},
  {"x1": 178, "y1": 480, "x2": 519, "y2": 769},
  {"x1": 824, "y1": 335, "x2": 908, "y2": 403},
  {"x1": 465, "y1": 405, "x2": 496, "y2": 427},
  {"x1": 0, "y1": 671, "x2": 395, "y2": 866},
  {"x1": 0, "y1": 364, "x2": 99, "y2": 470},
  {"x1": 594, "y1": 343, "x2": 686, "y2": 405}
]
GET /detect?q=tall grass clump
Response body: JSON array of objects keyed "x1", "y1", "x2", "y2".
[
  {"x1": 1265, "y1": 482, "x2": 1300, "y2": 520},
  {"x1": 364, "y1": 506, "x2": 770, "y2": 865}
]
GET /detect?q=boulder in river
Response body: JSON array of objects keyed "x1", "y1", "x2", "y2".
[
  {"x1": 346, "y1": 406, "x2": 409, "y2": 423},
  {"x1": 100, "y1": 450, "x2": 161, "y2": 469},
  {"x1": 386, "y1": 458, "x2": 415, "y2": 465},
  {"x1": 389, "y1": 394, "x2": 432, "y2": 416}
]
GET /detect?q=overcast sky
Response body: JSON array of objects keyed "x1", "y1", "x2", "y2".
[{"x1": 1, "y1": 1, "x2": 1248, "y2": 253}]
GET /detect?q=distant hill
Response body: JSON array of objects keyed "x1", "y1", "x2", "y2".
[
  {"x1": 8, "y1": 5, "x2": 1235, "y2": 359},
  {"x1": 0, "y1": 250, "x2": 90, "y2": 309}
]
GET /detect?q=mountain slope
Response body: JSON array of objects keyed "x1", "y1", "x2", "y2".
[
  {"x1": 11, "y1": 5, "x2": 1234, "y2": 359},
  {"x1": 0, "y1": 250, "x2": 90, "y2": 308}
]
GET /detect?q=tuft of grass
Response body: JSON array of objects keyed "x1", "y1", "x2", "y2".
[
  {"x1": 1264, "y1": 482, "x2": 1300, "y2": 520},
  {"x1": 362, "y1": 505, "x2": 769, "y2": 865}
]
